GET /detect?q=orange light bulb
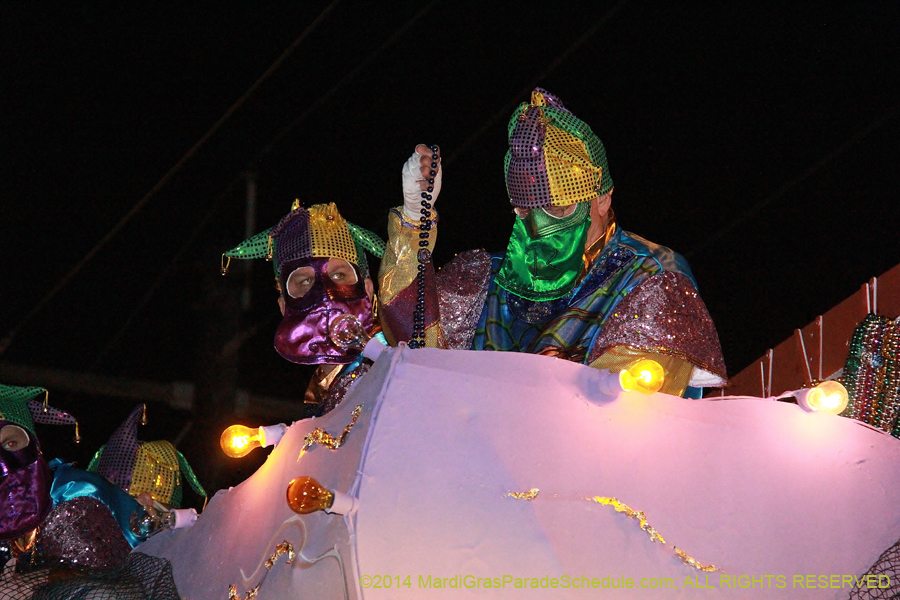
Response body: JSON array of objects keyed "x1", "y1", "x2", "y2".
[
  {"x1": 286, "y1": 476, "x2": 335, "y2": 514},
  {"x1": 220, "y1": 424, "x2": 262, "y2": 459},
  {"x1": 619, "y1": 359, "x2": 666, "y2": 394}
]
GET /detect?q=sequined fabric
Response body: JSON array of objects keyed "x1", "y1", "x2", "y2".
[
  {"x1": 27, "y1": 403, "x2": 76, "y2": 429},
  {"x1": 587, "y1": 271, "x2": 727, "y2": 380},
  {"x1": 474, "y1": 228, "x2": 662, "y2": 358},
  {"x1": 130, "y1": 442, "x2": 180, "y2": 508},
  {"x1": 0, "y1": 386, "x2": 43, "y2": 434},
  {"x1": 436, "y1": 250, "x2": 492, "y2": 350},
  {"x1": 40, "y1": 497, "x2": 132, "y2": 571},
  {"x1": 473, "y1": 226, "x2": 727, "y2": 391},
  {"x1": 271, "y1": 209, "x2": 312, "y2": 274},
  {"x1": 225, "y1": 203, "x2": 383, "y2": 280},
  {"x1": 504, "y1": 88, "x2": 613, "y2": 208},
  {"x1": 307, "y1": 204, "x2": 358, "y2": 268},
  {"x1": 93, "y1": 405, "x2": 143, "y2": 494}
]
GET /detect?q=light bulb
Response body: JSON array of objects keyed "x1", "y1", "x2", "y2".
[
  {"x1": 286, "y1": 476, "x2": 334, "y2": 514},
  {"x1": 798, "y1": 380, "x2": 849, "y2": 414},
  {"x1": 329, "y1": 314, "x2": 370, "y2": 349},
  {"x1": 220, "y1": 424, "x2": 262, "y2": 459},
  {"x1": 619, "y1": 359, "x2": 666, "y2": 394}
]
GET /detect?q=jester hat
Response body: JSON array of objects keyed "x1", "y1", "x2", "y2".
[
  {"x1": 222, "y1": 201, "x2": 386, "y2": 281},
  {"x1": 87, "y1": 404, "x2": 206, "y2": 508},
  {"x1": 0, "y1": 383, "x2": 79, "y2": 441},
  {"x1": 505, "y1": 88, "x2": 613, "y2": 208}
]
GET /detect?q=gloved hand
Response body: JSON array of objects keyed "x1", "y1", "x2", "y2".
[{"x1": 402, "y1": 144, "x2": 442, "y2": 221}]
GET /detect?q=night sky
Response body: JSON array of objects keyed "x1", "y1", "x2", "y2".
[{"x1": 2, "y1": 2, "x2": 899, "y2": 494}]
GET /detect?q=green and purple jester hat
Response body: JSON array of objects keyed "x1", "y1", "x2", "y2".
[
  {"x1": 87, "y1": 404, "x2": 206, "y2": 509},
  {"x1": 0, "y1": 384, "x2": 78, "y2": 541}
]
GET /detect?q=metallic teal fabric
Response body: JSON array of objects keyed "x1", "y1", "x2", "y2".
[
  {"x1": 49, "y1": 459, "x2": 145, "y2": 548},
  {"x1": 474, "y1": 226, "x2": 696, "y2": 362},
  {"x1": 494, "y1": 202, "x2": 590, "y2": 301}
]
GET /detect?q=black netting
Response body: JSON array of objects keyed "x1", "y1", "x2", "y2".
[
  {"x1": 0, "y1": 553, "x2": 179, "y2": 600},
  {"x1": 849, "y1": 538, "x2": 900, "y2": 599}
]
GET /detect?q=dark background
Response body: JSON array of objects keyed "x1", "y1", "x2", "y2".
[{"x1": 2, "y1": 1, "x2": 898, "y2": 500}]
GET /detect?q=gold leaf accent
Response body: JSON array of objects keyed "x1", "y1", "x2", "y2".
[
  {"x1": 506, "y1": 488, "x2": 540, "y2": 500},
  {"x1": 228, "y1": 541, "x2": 295, "y2": 600},
  {"x1": 228, "y1": 584, "x2": 257, "y2": 600},
  {"x1": 265, "y1": 541, "x2": 295, "y2": 569},
  {"x1": 589, "y1": 496, "x2": 665, "y2": 544},
  {"x1": 588, "y1": 496, "x2": 719, "y2": 572},
  {"x1": 674, "y1": 547, "x2": 718, "y2": 572},
  {"x1": 299, "y1": 405, "x2": 363, "y2": 459}
]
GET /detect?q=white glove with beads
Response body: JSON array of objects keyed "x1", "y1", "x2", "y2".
[{"x1": 401, "y1": 144, "x2": 442, "y2": 221}]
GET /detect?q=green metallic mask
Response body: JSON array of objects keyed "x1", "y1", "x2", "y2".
[{"x1": 495, "y1": 202, "x2": 590, "y2": 301}]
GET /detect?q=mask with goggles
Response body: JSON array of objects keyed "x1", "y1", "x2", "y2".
[
  {"x1": 275, "y1": 257, "x2": 374, "y2": 365},
  {"x1": 222, "y1": 202, "x2": 385, "y2": 365}
]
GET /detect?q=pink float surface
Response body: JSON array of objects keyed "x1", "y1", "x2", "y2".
[{"x1": 139, "y1": 346, "x2": 900, "y2": 599}]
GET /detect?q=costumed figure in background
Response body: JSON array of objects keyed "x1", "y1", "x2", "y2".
[
  {"x1": 0, "y1": 384, "x2": 138, "y2": 572},
  {"x1": 0, "y1": 385, "x2": 180, "y2": 600},
  {"x1": 222, "y1": 201, "x2": 387, "y2": 416},
  {"x1": 380, "y1": 89, "x2": 727, "y2": 396},
  {"x1": 87, "y1": 404, "x2": 206, "y2": 537}
]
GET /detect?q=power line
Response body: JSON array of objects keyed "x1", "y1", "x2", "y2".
[
  {"x1": 84, "y1": 3, "x2": 440, "y2": 368},
  {"x1": 255, "y1": 1, "x2": 439, "y2": 161},
  {"x1": 685, "y1": 103, "x2": 899, "y2": 260},
  {"x1": 444, "y1": 0, "x2": 629, "y2": 167},
  {"x1": 0, "y1": 0, "x2": 341, "y2": 358},
  {"x1": 87, "y1": 179, "x2": 238, "y2": 371}
]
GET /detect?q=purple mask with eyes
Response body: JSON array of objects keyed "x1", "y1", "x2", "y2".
[
  {"x1": 0, "y1": 421, "x2": 52, "y2": 541},
  {"x1": 274, "y1": 257, "x2": 374, "y2": 365}
]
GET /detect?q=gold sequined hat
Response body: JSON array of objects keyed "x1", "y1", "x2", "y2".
[
  {"x1": 505, "y1": 88, "x2": 613, "y2": 208},
  {"x1": 222, "y1": 201, "x2": 386, "y2": 280},
  {"x1": 86, "y1": 404, "x2": 206, "y2": 508}
]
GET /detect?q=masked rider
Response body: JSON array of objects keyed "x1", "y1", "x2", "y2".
[
  {"x1": 379, "y1": 89, "x2": 727, "y2": 396},
  {"x1": 223, "y1": 202, "x2": 386, "y2": 415}
]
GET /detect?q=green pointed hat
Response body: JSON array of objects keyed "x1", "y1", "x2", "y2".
[
  {"x1": 221, "y1": 201, "x2": 386, "y2": 280},
  {"x1": 0, "y1": 383, "x2": 79, "y2": 441}
]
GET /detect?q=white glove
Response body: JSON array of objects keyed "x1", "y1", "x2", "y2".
[{"x1": 402, "y1": 145, "x2": 442, "y2": 221}]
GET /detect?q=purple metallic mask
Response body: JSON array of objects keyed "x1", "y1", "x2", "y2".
[
  {"x1": 274, "y1": 257, "x2": 374, "y2": 365},
  {"x1": 0, "y1": 421, "x2": 52, "y2": 541}
]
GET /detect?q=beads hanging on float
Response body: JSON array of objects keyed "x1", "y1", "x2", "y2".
[{"x1": 410, "y1": 145, "x2": 439, "y2": 349}]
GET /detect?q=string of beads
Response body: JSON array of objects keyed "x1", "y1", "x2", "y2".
[
  {"x1": 843, "y1": 314, "x2": 900, "y2": 436},
  {"x1": 409, "y1": 145, "x2": 438, "y2": 349}
]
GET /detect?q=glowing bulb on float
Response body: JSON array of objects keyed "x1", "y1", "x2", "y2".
[
  {"x1": 619, "y1": 359, "x2": 666, "y2": 394},
  {"x1": 220, "y1": 423, "x2": 287, "y2": 458},
  {"x1": 796, "y1": 380, "x2": 849, "y2": 414},
  {"x1": 286, "y1": 476, "x2": 358, "y2": 515},
  {"x1": 286, "y1": 476, "x2": 334, "y2": 514}
]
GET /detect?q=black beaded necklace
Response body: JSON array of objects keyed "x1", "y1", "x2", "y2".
[{"x1": 409, "y1": 145, "x2": 439, "y2": 349}]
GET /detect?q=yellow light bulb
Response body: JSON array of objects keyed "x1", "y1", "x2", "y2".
[
  {"x1": 286, "y1": 476, "x2": 335, "y2": 514},
  {"x1": 619, "y1": 359, "x2": 666, "y2": 394},
  {"x1": 805, "y1": 381, "x2": 849, "y2": 414},
  {"x1": 220, "y1": 424, "x2": 262, "y2": 458}
]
